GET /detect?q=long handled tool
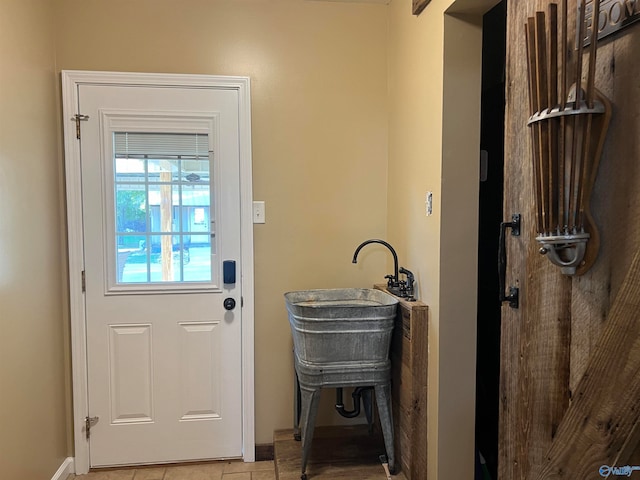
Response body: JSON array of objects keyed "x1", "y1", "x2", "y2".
[
  {"x1": 568, "y1": 0, "x2": 587, "y2": 232},
  {"x1": 578, "y1": 0, "x2": 602, "y2": 228},
  {"x1": 535, "y1": 11, "x2": 550, "y2": 232},
  {"x1": 548, "y1": 3, "x2": 559, "y2": 233},
  {"x1": 559, "y1": 0, "x2": 568, "y2": 230},
  {"x1": 525, "y1": 0, "x2": 611, "y2": 275},
  {"x1": 525, "y1": 18, "x2": 543, "y2": 234}
]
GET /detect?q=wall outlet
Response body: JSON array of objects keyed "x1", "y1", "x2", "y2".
[{"x1": 253, "y1": 201, "x2": 266, "y2": 224}]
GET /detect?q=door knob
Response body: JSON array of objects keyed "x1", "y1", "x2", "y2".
[{"x1": 223, "y1": 297, "x2": 236, "y2": 311}]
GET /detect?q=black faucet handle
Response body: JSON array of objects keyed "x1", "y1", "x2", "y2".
[
  {"x1": 399, "y1": 267, "x2": 415, "y2": 284},
  {"x1": 399, "y1": 267, "x2": 416, "y2": 300},
  {"x1": 384, "y1": 274, "x2": 397, "y2": 286}
]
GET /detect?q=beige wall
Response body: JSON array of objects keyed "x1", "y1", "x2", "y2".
[
  {"x1": 0, "y1": 0, "x2": 502, "y2": 477},
  {"x1": 0, "y1": 0, "x2": 70, "y2": 477},
  {"x1": 387, "y1": 0, "x2": 498, "y2": 478},
  {"x1": 53, "y1": 0, "x2": 390, "y2": 445}
]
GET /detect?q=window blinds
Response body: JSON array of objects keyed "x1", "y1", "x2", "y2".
[{"x1": 113, "y1": 132, "x2": 209, "y2": 159}]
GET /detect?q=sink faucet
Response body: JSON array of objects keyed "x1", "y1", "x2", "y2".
[
  {"x1": 399, "y1": 267, "x2": 416, "y2": 301},
  {"x1": 352, "y1": 239, "x2": 402, "y2": 296}
]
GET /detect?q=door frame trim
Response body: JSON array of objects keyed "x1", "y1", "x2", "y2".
[{"x1": 61, "y1": 70, "x2": 255, "y2": 474}]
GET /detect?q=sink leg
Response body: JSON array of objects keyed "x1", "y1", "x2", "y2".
[
  {"x1": 375, "y1": 383, "x2": 395, "y2": 474},
  {"x1": 293, "y1": 368, "x2": 301, "y2": 441},
  {"x1": 362, "y1": 387, "x2": 374, "y2": 434},
  {"x1": 299, "y1": 385, "x2": 321, "y2": 478}
]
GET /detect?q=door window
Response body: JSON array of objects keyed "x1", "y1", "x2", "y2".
[{"x1": 109, "y1": 130, "x2": 218, "y2": 290}]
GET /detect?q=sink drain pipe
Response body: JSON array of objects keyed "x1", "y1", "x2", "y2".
[{"x1": 335, "y1": 386, "x2": 373, "y2": 418}]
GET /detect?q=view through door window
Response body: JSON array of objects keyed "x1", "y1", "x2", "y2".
[{"x1": 114, "y1": 132, "x2": 214, "y2": 284}]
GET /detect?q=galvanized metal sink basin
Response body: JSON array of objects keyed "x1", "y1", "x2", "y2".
[
  {"x1": 284, "y1": 288, "x2": 398, "y2": 374},
  {"x1": 285, "y1": 287, "x2": 397, "y2": 309}
]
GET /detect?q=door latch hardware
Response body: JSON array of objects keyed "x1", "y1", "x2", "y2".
[
  {"x1": 498, "y1": 214, "x2": 520, "y2": 309},
  {"x1": 72, "y1": 114, "x2": 90, "y2": 139},
  {"x1": 85, "y1": 415, "x2": 99, "y2": 440}
]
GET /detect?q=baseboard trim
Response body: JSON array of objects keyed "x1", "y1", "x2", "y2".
[
  {"x1": 255, "y1": 444, "x2": 274, "y2": 461},
  {"x1": 51, "y1": 457, "x2": 75, "y2": 480}
]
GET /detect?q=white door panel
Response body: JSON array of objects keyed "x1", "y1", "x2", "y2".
[{"x1": 78, "y1": 83, "x2": 242, "y2": 466}]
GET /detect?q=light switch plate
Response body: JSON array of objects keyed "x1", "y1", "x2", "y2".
[{"x1": 253, "y1": 201, "x2": 266, "y2": 224}]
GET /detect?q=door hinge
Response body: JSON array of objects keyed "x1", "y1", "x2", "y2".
[
  {"x1": 85, "y1": 415, "x2": 99, "y2": 440},
  {"x1": 72, "y1": 114, "x2": 90, "y2": 139},
  {"x1": 81, "y1": 270, "x2": 86, "y2": 292}
]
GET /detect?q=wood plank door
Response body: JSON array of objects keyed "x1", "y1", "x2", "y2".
[{"x1": 499, "y1": 1, "x2": 640, "y2": 479}]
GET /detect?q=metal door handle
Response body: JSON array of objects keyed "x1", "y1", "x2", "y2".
[{"x1": 499, "y1": 214, "x2": 520, "y2": 309}]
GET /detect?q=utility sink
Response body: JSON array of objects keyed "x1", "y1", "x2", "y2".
[
  {"x1": 285, "y1": 287, "x2": 397, "y2": 308},
  {"x1": 284, "y1": 288, "x2": 398, "y2": 369},
  {"x1": 284, "y1": 288, "x2": 399, "y2": 479}
]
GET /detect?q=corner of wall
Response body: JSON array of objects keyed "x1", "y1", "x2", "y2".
[
  {"x1": 387, "y1": 0, "x2": 499, "y2": 479},
  {"x1": 51, "y1": 458, "x2": 75, "y2": 480}
]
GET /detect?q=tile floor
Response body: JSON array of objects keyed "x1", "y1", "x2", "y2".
[{"x1": 68, "y1": 461, "x2": 275, "y2": 480}]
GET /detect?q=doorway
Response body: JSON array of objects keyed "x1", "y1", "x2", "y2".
[
  {"x1": 475, "y1": 2, "x2": 506, "y2": 479},
  {"x1": 61, "y1": 71, "x2": 256, "y2": 474}
]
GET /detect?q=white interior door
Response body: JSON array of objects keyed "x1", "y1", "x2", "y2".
[{"x1": 77, "y1": 82, "x2": 243, "y2": 467}]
